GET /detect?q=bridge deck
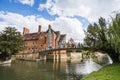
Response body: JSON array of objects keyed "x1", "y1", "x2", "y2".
[{"x1": 39, "y1": 48, "x2": 82, "y2": 54}]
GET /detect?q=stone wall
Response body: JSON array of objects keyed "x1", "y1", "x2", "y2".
[{"x1": 16, "y1": 53, "x2": 39, "y2": 60}]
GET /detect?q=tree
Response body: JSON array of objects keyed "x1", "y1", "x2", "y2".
[
  {"x1": 110, "y1": 14, "x2": 120, "y2": 53},
  {"x1": 106, "y1": 14, "x2": 120, "y2": 62},
  {"x1": 97, "y1": 17, "x2": 108, "y2": 50},
  {"x1": 0, "y1": 27, "x2": 24, "y2": 60},
  {"x1": 84, "y1": 14, "x2": 120, "y2": 62}
]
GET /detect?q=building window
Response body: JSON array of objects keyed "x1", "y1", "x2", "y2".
[
  {"x1": 32, "y1": 48, "x2": 35, "y2": 53},
  {"x1": 33, "y1": 42, "x2": 36, "y2": 46}
]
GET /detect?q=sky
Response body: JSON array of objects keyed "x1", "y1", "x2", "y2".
[{"x1": 0, "y1": 0, "x2": 120, "y2": 43}]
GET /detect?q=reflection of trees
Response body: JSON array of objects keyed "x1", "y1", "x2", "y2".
[
  {"x1": 0, "y1": 60, "x2": 84, "y2": 80},
  {"x1": 11, "y1": 61, "x2": 68, "y2": 80},
  {"x1": 11, "y1": 61, "x2": 41, "y2": 80}
]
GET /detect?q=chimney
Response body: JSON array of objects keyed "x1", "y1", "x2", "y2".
[
  {"x1": 23, "y1": 27, "x2": 29, "y2": 35},
  {"x1": 38, "y1": 25, "x2": 41, "y2": 32},
  {"x1": 48, "y1": 24, "x2": 52, "y2": 29}
]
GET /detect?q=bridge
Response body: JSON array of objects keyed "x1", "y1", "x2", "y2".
[
  {"x1": 39, "y1": 48, "x2": 82, "y2": 54},
  {"x1": 38, "y1": 48, "x2": 82, "y2": 61}
]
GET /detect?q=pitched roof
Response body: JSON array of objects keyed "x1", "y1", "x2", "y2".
[
  {"x1": 46, "y1": 28, "x2": 54, "y2": 33},
  {"x1": 46, "y1": 28, "x2": 60, "y2": 37},
  {"x1": 59, "y1": 34, "x2": 66, "y2": 42},
  {"x1": 55, "y1": 31, "x2": 60, "y2": 35},
  {"x1": 55, "y1": 31, "x2": 60, "y2": 39},
  {"x1": 24, "y1": 32, "x2": 40, "y2": 40}
]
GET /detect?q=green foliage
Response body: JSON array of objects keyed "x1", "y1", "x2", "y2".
[
  {"x1": 81, "y1": 64, "x2": 120, "y2": 80},
  {"x1": 84, "y1": 24, "x2": 96, "y2": 47},
  {"x1": 84, "y1": 17, "x2": 107, "y2": 50},
  {"x1": 84, "y1": 14, "x2": 120, "y2": 62},
  {"x1": 108, "y1": 14, "x2": 120, "y2": 53},
  {"x1": 81, "y1": 50, "x2": 90, "y2": 55},
  {"x1": 0, "y1": 27, "x2": 24, "y2": 56}
]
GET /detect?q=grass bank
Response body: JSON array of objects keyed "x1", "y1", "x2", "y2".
[{"x1": 81, "y1": 64, "x2": 120, "y2": 80}]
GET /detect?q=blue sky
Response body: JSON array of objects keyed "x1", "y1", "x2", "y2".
[
  {"x1": 0, "y1": 0, "x2": 120, "y2": 42},
  {"x1": 0, "y1": 0, "x2": 56, "y2": 20}
]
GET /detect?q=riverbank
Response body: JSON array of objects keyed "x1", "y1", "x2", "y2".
[{"x1": 81, "y1": 63, "x2": 120, "y2": 80}]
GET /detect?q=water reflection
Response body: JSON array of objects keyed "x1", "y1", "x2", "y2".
[
  {"x1": 0, "y1": 60, "x2": 86, "y2": 80},
  {"x1": 0, "y1": 54, "x2": 112, "y2": 80}
]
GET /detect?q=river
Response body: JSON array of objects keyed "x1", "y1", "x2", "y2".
[{"x1": 0, "y1": 53, "x2": 112, "y2": 80}]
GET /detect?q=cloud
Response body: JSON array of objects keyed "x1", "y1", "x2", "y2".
[
  {"x1": 51, "y1": 17, "x2": 85, "y2": 42},
  {"x1": 0, "y1": 11, "x2": 85, "y2": 42},
  {"x1": 38, "y1": 0, "x2": 120, "y2": 22},
  {"x1": 15, "y1": 0, "x2": 35, "y2": 6},
  {"x1": 0, "y1": 11, "x2": 38, "y2": 32}
]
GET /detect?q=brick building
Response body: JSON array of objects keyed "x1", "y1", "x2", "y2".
[{"x1": 23, "y1": 25, "x2": 66, "y2": 53}]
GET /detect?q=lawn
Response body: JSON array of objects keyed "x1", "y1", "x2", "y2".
[{"x1": 81, "y1": 64, "x2": 120, "y2": 80}]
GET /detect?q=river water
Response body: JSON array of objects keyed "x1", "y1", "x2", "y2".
[{"x1": 0, "y1": 54, "x2": 112, "y2": 80}]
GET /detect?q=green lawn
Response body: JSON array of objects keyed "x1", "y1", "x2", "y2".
[{"x1": 81, "y1": 64, "x2": 120, "y2": 80}]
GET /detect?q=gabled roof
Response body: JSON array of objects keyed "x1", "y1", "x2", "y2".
[
  {"x1": 46, "y1": 28, "x2": 54, "y2": 33},
  {"x1": 46, "y1": 28, "x2": 60, "y2": 37},
  {"x1": 23, "y1": 25, "x2": 66, "y2": 42},
  {"x1": 55, "y1": 31, "x2": 60, "y2": 35},
  {"x1": 55, "y1": 31, "x2": 60, "y2": 39},
  {"x1": 59, "y1": 34, "x2": 66, "y2": 42}
]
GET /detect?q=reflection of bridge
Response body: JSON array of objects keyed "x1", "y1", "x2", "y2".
[
  {"x1": 39, "y1": 48, "x2": 82, "y2": 54},
  {"x1": 38, "y1": 48, "x2": 82, "y2": 61}
]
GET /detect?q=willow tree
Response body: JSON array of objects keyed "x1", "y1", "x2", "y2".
[
  {"x1": 0, "y1": 27, "x2": 24, "y2": 60},
  {"x1": 111, "y1": 14, "x2": 120, "y2": 53},
  {"x1": 107, "y1": 14, "x2": 120, "y2": 62}
]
